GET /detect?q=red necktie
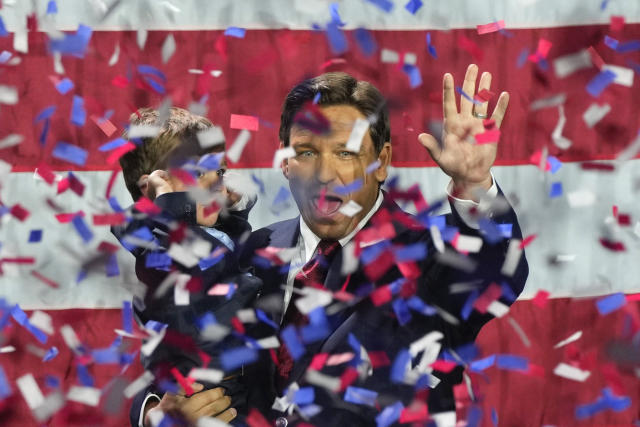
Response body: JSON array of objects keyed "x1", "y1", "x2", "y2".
[{"x1": 276, "y1": 239, "x2": 341, "y2": 391}]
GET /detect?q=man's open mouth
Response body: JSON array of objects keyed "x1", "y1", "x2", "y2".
[{"x1": 311, "y1": 194, "x2": 343, "y2": 216}]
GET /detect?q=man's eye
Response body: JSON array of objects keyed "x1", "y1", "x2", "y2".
[
  {"x1": 339, "y1": 151, "x2": 356, "y2": 158},
  {"x1": 297, "y1": 150, "x2": 314, "y2": 157}
]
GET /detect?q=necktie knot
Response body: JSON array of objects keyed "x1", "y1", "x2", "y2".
[{"x1": 316, "y1": 239, "x2": 340, "y2": 258}]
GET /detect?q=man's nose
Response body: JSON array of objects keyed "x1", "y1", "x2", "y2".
[{"x1": 315, "y1": 155, "x2": 338, "y2": 184}]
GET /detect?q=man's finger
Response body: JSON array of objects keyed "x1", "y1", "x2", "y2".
[
  {"x1": 473, "y1": 71, "x2": 492, "y2": 117},
  {"x1": 183, "y1": 387, "x2": 226, "y2": 413},
  {"x1": 443, "y1": 73, "x2": 457, "y2": 118},
  {"x1": 192, "y1": 396, "x2": 233, "y2": 419},
  {"x1": 460, "y1": 64, "x2": 478, "y2": 116},
  {"x1": 214, "y1": 408, "x2": 238, "y2": 424},
  {"x1": 418, "y1": 133, "x2": 441, "y2": 162},
  {"x1": 491, "y1": 92, "x2": 510, "y2": 128}
]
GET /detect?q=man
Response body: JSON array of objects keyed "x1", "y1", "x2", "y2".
[{"x1": 135, "y1": 64, "x2": 528, "y2": 426}]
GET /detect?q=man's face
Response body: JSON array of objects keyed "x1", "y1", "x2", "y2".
[{"x1": 283, "y1": 104, "x2": 391, "y2": 240}]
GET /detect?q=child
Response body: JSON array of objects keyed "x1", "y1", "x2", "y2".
[{"x1": 112, "y1": 107, "x2": 261, "y2": 425}]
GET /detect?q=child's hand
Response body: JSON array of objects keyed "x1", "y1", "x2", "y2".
[{"x1": 139, "y1": 170, "x2": 175, "y2": 200}]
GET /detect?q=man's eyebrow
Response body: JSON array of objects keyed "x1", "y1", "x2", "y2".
[{"x1": 291, "y1": 141, "x2": 314, "y2": 148}]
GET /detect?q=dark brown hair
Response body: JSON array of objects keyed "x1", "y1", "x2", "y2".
[
  {"x1": 119, "y1": 107, "x2": 213, "y2": 201},
  {"x1": 279, "y1": 72, "x2": 390, "y2": 153}
]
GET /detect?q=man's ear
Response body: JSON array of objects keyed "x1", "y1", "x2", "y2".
[
  {"x1": 279, "y1": 141, "x2": 290, "y2": 180},
  {"x1": 373, "y1": 142, "x2": 392, "y2": 184},
  {"x1": 138, "y1": 174, "x2": 150, "y2": 199}
]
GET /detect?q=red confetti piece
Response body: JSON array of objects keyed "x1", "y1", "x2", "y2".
[
  {"x1": 106, "y1": 141, "x2": 136, "y2": 164},
  {"x1": 370, "y1": 284, "x2": 393, "y2": 306},
  {"x1": 532, "y1": 290, "x2": 550, "y2": 308},
  {"x1": 97, "y1": 241, "x2": 120, "y2": 254},
  {"x1": 134, "y1": 197, "x2": 161, "y2": 216},
  {"x1": 55, "y1": 211, "x2": 84, "y2": 223},
  {"x1": 31, "y1": 270, "x2": 59, "y2": 289},
  {"x1": 203, "y1": 201, "x2": 221, "y2": 217},
  {"x1": 105, "y1": 169, "x2": 119, "y2": 200},
  {"x1": 519, "y1": 234, "x2": 537, "y2": 249},
  {"x1": 368, "y1": 351, "x2": 391, "y2": 368},
  {"x1": 1, "y1": 257, "x2": 35, "y2": 264},
  {"x1": 399, "y1": 402, "x2": 429, "y2": 423},
  {"x1": 90, "y1": 114, "x2": 117, "y2": 137},
  {"x1": 473, "y1": 282, "x2": 502, "y2": 313},
  {"x1": 599, "y1": 238, "x2": 626, "y2": 252},
  {"x1": 246, "y1": 408, "x2": 271, "y2": 427},
  {"x1": 111, "y1": 75, "x2": 129, "y2": 88},
  {"x1": 475, "y1": 89, "x2": 495, "y2": 103},
  {"x1": 309, "y1": 353, "x2": 329, "y2": 370},
  {"x1": 68, "y1": 173, "x2": 85, "y2": 196},
  {"x1": 587, "y1": 46, "x2": 605, "y2": 70},
  {"x1": 170, "y1": 367, "x2": 194, "y2": 396},
  {"x1": 197, "y1": 349, "x2": 211, "y2": 368},
  {"x1": 169, "y1": 167, "x2": 197, "y2": 187},
  {"x1": 610, "y1": 16, "x2": 625, "y2": 32},
  {"x1": 230, "y1": 114, "x2": 259, "y2": 131},
  {"x1": 476, "y1": 20, "x2": 505, "y2": 35},
  {"x1": 92, "y1": 213, "x2": 126, "y2": 226},
  {"x1": 457, "y1": 35, "x2": 484, "y2": 62},
  {"x1": 10, "y1": 204, "x2": 30, "y2": 221},
  {"x1": 36, "y1": 162, "x2": 56, "y2": 185},
  {"x1": 525, "y1": 363, "x2": 545, "y2": 378},
  {"x1": 339, "y1": 367, "x2": 359, "y2": 391},
  {"x1": 580, "y1": 161, "x2": 615, "y2": 171},
  {"x1": 430, "y1": 359, "x2": 458, "y2": 373},
  {"x1": 231, "y1": 316, "x2": 245, "y2": 334},
  {"x1": 57, "y1": 177, "x2": 70, "y2": 194},
  {"x1": 474, "y1": 129, "x2": 501, "y2": 144},
  {"x1": 319, "y1": 58, "x2": 347, "y2": 71}
]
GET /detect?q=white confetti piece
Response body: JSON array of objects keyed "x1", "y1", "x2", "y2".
[
  {"x1": 189, "y1": 368, "x2": 224, "y2": 384},
  {"x1": 141, "y1": 328, "x2": 166, "y2": 357},
  {"x1": 226, "y1": 129, "x2": 251, "y2": 163},
  {"x1": 108, "y1": 43, "x2": 120, "y2": 66},
  {"x1": 0, "y1": 346, "x2": 15, "y2": 353},
  {"x1": 326, "y1": 352, "x2": 354, "y2": 366},
  {"x1": 52, "y1": 51, "x2": 65, "y2": 74},
  {"x1": 196, "y1": 416, "x2": 231, "y2": 427},
  {"x1": 13, "y1": 29, "x2": 28, "y2": 54},
  {"x1": 197, "y1": 126, "x2": 225, "y2": 149},
  {"x1": 583, "y1": 103, "x2": 611, "y2": 128},
  {"x1": 33, "y1": 392, "x2": 65, "y2": 422},
  {"x1": 161, "y1": 1, "x2": 182, "y2": 13},
  {"x1": 174, "y1": 274, "x2": 190, "y2": 306},
  {"x1": 236, "y1": 309, "x2": 257, "y2": 323},
  {"x1": 552, "y1": 105, "x2": 572, "y2": 149},
  {"x1": 430, "y1": 225, "x2": 445, "y2": 253},
  {"x1": 305, "y1": 370, "x2": 341, "y2": 392},
  {"x1": 161, "y1": 34, "x2": 176, "y2": 64},
  {"x1": 488, "y1": 301, "x2": 510, "y2": 318},
  {"x1": 0, "y1": 134, "x2": 23, "y2": 149},
  {"x1": 17, "y1": 374, "x2": 44, "y2": 410},
  {"x1": 553, "y1": 363, "x2": 590, "y2": 382},
  {"x1": 435, "y1": 249, "x2": 477, "y2": 273},
  {"x1": 60, "y1": 324, "x2": 82, "y2": 354},
  {"x1": 338, "y1": 200, "x2": 363, "y2": 217},
  {"x1": 553, "y1": 49, "x2": 592, "y2": 78},
  {"x1": 345, "y1": 118, "x2": 370, "y2": 152},
  {"x1": 168, "y1": 243, "x2": 199, "y2": 268},
  {"x1": 381, "y1": 48, "x2": 399, "y2": 63},
  {"x1": 67, "y1": 386, "x2": 101, "y2": 406},
  {"x1": 341, "y1": 241, "x2": 359, "y2": 275},
  {"x1": 530, "y1": 93, "x2": 566, "y2": 111},
  {"x1": 272, "y1": 146, "x2": 296, "y2": 168},
  {"x1": 29, "y1": 311, "x2": 54, "y2": 335},
  {"x1": 296, "y1": 288, "x2": 333, "y2": 314},
  {"x1": 454, "y1": 234, "x2": 483, "y2": 253},
  {"x1": 137, "y1": 29, "x2": 148, "y2": 50},
  {"x1": 409, "y1": 331, "x2": 443, "y2": 357},
  {"x1": 124, "y1": 371, "x2": 154, "y2": 399},
  {"x1": 0, "y1": 85, "x2": 18, "y2": 105},
  {"x1": 255, "y1": 336, "x2": 280, "y2": 349},
  {"x1": 507, "y1": 316, "x2": 531, "y2": 347},
  {"x1": 616, "y1": 131, "x2": 640, "y2": 162},
  {"x1": 208, "y1": 283, "x2": 236, "y2": 295},
  {"x1": 188, "y1": 69, "x2": 204, "y2": 74},
  {"x1": 211, "y1": 70, "x2": 223, "y2": 77},
  {"x1": 554, "y1": 330, "x2": 583, "y2": 348},
  {"x1": 127, "y1": 124, "x2": 161, "y2": 139},
  {"x1": 602, "y1": 64, "x2": 634, "y2": 87},
  {"x1": 500, "y1": 239, "x2": 522, "y2": 276}
]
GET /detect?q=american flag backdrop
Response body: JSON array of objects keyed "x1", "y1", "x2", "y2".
[{"x1": 0, "y1": 0, "x2": 639, "y2": 425}]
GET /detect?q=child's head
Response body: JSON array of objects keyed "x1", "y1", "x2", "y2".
[{"x1": 120, "y1": 107, "x2": 229, "y2": 226}]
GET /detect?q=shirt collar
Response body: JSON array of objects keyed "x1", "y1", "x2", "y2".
[{"x1": 299, "y1": 191, "x2": 384, "y2": 258}]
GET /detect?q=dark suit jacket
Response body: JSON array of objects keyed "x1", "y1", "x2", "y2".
[{"x1": 239, "y1": 188, "x2": 528, "y2": 426}]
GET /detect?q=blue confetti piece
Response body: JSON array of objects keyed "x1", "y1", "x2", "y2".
[
  {"x1": 122, "y1": 301, "x2": 133, "y2": 334},
  {"x1": 137, "y1": 65, "x2": 167, "y2": 83},
  {"x1": 616, "y1": 40, "x2": 640, "y2": 53},
  {"x1": 144, "y1": 320, "x2": 168, "y2": 334},
  {"x1": 388, "y1": 278, "x2": 405, "y2": 295},
  {"x1": 0, "y1": 16, "x2": 8, "y2": 37},
  {"x1": 496, "y1": 354, "x2": 528, "y2": 371},
  {"x1": 478, "y1": 218, "x2": 504, "y2": 244},
  {"x1": 312, "y1": 92, "x2": 322, "y2": 104},
  {"x1": 403, "y1": 64, "x2": 422, "y2": 88},
  {"x1": 72, "y1": 215, "x2": 93, "y2": 243},
  {"x1": 547, "y1": 155, "x2": 562, "y2": 173},
  {"x1": 11, "y1": 305, "x2": 47, "y2": 344},
  {"x1": 461, "y1": 290, "x2": 480, "y2": 320},
  {"x1": 221, "y1": 347, "x2": 258, "y2": 371},
  {"x1": 106, "y1": 253, "x2": 119, "y2": 277},
  {"x1": 43, "y1": 346, "x2": 59, "y2": 362},
  {"x1": 366, "y1": 0, "x2": 394, "y2": 12},
  {"x1": 146, "y1": 252, "x2": 171, "y2": 269},
  {"x1": 604, "y1": 35, "x2": 619, "y2": 50},
  {"x1": 406, "y1": 296, "x2": 437, "y2": 316},
  {"x1": 497, "y1": 223, "x2": 513, "y2": 239},
  {"x1": 326, "y1": 22, "x2": 348, "y2": 55},
  {"x1": 390, "y1": 349, "x2": 411, "y2": 383},
  {"x1": 376, "y1": 401, "x2": 404, "y2": 427},
  {"x1": 142, "y1": 76, "x2": 165, "y2": 94},
  {"x1": 500, "y1": 281, "x2": 517, "y2": 303},
  {"x1": 549, "y1": 182, "x2": 563, "y2": 198},
  {"x1": 71, "y1": 95, "x2": 86, "y2": 126},
  {"x1": 344, "y1": 386, "x2": 378, "y2": 407},
  {"x1": 456, "y1": 86, "x2": 483, "y2": 105},
  {"x1": 197, "y1": 153, "x2": 223, "y2": 171},
  {"x1": 404, "y1": 0, "x2": 423, "y2": 14},
  {"x1": 92, "y1": 348, "x2": 120, "y2": 364},
  {"x1": 272, "y1": 186, "x2": 291, "y2": 206},
  {"x1": 426, "y1": 33, "x2": 437, "y2": 59},
  {"x1": 470, "y1": 354, "x2": 496, "y2": 372},
  {"x1": 196, "y1": 312, "x2": 217, "y2": 330},
  {"x1": 516, "y1": 48, "x2": 529, "y2": 68},
  {"x1": 46, "y1": 0, "x2": 58, "y2": 14},
  {"x1": 467, "y1": 405, "x2": 483, "y2": 427},
  {"x1": 294, "y1": 387, "x2": 315, "y2": 405},
  {"x1": 329, "y1": 3, "x2": 346, "y2": 26},
  {"x1": 224, "y1": 27, "x2": 246, "y2": 38},
  {"x1": 301, "y1": 307, "x2": 330, "y2": 343},
  {"x1": 99, "y1": 138, "x2": 127, "y2": 151},
  {"x1": 394, "y1": 242, "x2": 427, "y2": 262},
  {"x1": 354, "y1": 28, "x2": 377, "y2": 57},
  {"x1": 600, "y1": 0, "x2": 610, "y2": 9},
  {"x1": 35, "y1": 106, "x2": 56, "y2": 122},
  {"x1": 586, "y1": 70, "x2": 617, "y2": 98},
  {"x1": 392, "y1": 298, "x2": 412, "y2": 325},
  {"x1": 77, "y1": 364, "x2": 95, "y2": 387},
  {"x1": 334, "y1": 179, "x2": 363, "y2": 195},
  {"x1": 596, "y1": 292, "x2": 626, "y2": 315},
  {"x1": 491, "y1": 407, "x2": 499, "y2": 426},
  {"x1": 40, "y1": 119, "x2": 50, "y2": 145},
  {"x1": 282, "y1": 326, "x2": 305, "y2": 360},
  {"x1": 198, "y1": 252, "x2": 225, "y2": 271},
  {"x1": 251, "y1": 174, "x2": 265, "y2": 194},
  {"x1": 256, "y1": 309, "x2": 278, "y2": 329},
  {"x1": 28, "y1": 229, "x2": 42, "y2": 243},
  {"x1": 0, "y1": 366, "x2": 10, "y2": 398},
  {"x1": 45, "y1": 375, "x2": 60, "y2": 389},
  {"x1": 49, "y1": 24, "x2": 92, "y2": 57},
  {"x1": 0, "y1": 50, "x2": 11, "y2": 63},
  {"x1": 55, "y1": 78, "x2": 74, "y2": 94},
  {"x1": 76, "y1": 269, "x2": 88, "y2": 284}
]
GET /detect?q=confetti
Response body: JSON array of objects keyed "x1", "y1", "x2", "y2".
[
  {"x1": 161, "y1": 34, "x2": 176, "y2": 63},
  {"x1": 554, "y1": 363, "x2": 591, "y2": 382},
  {"x1": 366, "y1": 0, "x2": 394, "y2": 12},
  {"x1": 553, "y1": 49, "x2": 593, "y2": 78},
  {"x1": 596, "y1": 292, "x2": 626, "y2": 315},
  {"x1": 586, "y1": 69, "x2": 617, "y2": 98},
  {"x1": 425, "y1": 32, "x2": 437, "y2": 59},
  {"x1": 404, "y1": 0, "x2": 422, "y2": 14},
  {"x1": 224, "y1": 27, "x2": 246, "y2": 38},
  {"x1": 602, "y1": 64, "x2": 633, "y2": 87},
  {"x1": 326, "y1": 21, "x2": 348, "y2": 55},
  {"x1": 226, "y1": 129, "x2": 251, "y2": 163},
  {"x1": 583, "y1": 103, "x2": 611, "y2": 128},
  {"x1": 344, "y1": 386, "x2": 378, "y2": 406},
  {"x1": 554, "y1": 331, "x2": 583, "y2": 348},
  {"x1": 354, "y1": 28, "x2": 377, "y2": 56},
  {"x1": 197, "y1": 126, "x2": 225, "y2": 149},
  {"x1": 477, "y1": 20, "x2": 505, "y2": 35}
]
